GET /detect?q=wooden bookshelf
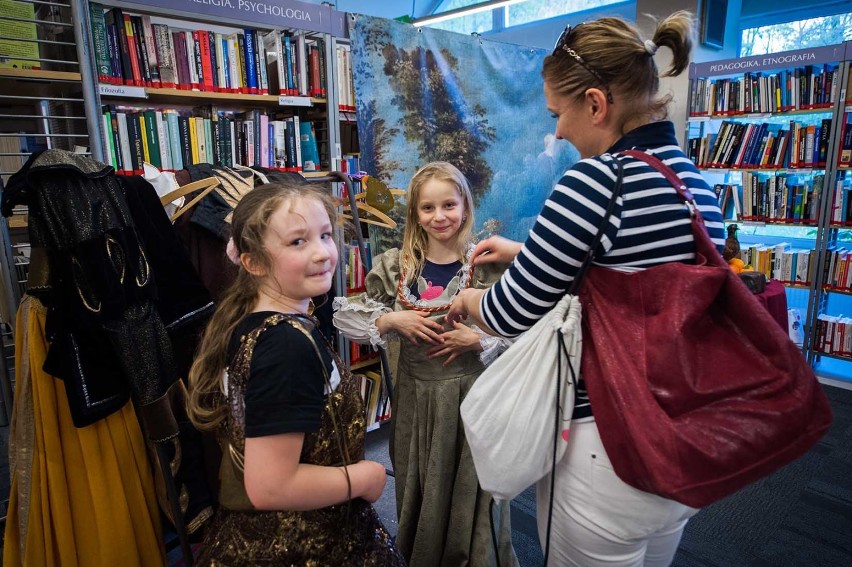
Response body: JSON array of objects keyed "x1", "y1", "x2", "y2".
[{"x1": 0, "y1": 68, "x2": 82, "y2": 82}]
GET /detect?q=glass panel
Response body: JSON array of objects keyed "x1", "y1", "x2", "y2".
[
  {"x1": 430, "y1": 11, "x2": 494, "y2": 34},
  {"x1": 740, "y1": 13, "x2": 852, "y2": 57},
  {"x1": 506, "y1": 0, "x2": 621, "y2": 27}
]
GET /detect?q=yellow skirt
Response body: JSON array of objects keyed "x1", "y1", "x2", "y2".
[{"x1": 3, "y1": 295, "x2": 165, "y2": 566}]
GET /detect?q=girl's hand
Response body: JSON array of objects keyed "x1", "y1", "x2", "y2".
[
  {"x1": 426, "y1": 322, "x2": 482, "y2": 366},
  {"x1": 472, "y1": 236, "x2": 523, "y2": 265},
  {"x1": 378, "y1": 310, "x2": 444, "y2": 345}
]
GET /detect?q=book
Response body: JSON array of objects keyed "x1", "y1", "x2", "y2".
[
  {"x1": 89, "y1": 4, "x2": 113, "y2": 82},
  {"x1": 299, "y1": 120, "x2": 320, "y2": 171},
  {"x1": 242, "y1": 30, "x2": 258, "y2": 94}
]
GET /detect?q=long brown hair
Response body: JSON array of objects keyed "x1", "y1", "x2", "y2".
[
  {"x1": 542, "y1": 11, "x2": 695, "y2": 121},
  {"x1": 187, "y1": 182, "x2": 338, "y2": 431},
  {"x1": 400, "y1": 161, "x2": 475, "y2": 284}
]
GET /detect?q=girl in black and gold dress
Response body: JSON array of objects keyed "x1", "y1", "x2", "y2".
[{"x1": 187, "y1": 182, "x2": 405, "y2": 565}]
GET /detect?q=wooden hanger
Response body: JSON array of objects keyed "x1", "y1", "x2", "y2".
[
  {"x1": 159, "y1": 177, "x2": 221, "y2": 222},
  {"x1": 342, "y1": 201, "x2": 397, "y2": 229}
]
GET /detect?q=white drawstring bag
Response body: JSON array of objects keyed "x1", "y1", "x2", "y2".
[{"x1": 460, "y1": 292, "x2": 581, "y2": 501}]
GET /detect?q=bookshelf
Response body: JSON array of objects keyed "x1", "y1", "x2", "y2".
[{"x1": 686, "y1": 41, "x2": 852, "y2": 383}]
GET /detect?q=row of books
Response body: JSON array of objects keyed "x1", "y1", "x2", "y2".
[
  {"x1": 89, "y1": 4, "x2": 327, "y2": 97},
  {"x1": 344, "y1": 241, "x2": 372, "y2": 294},
  {"x1": 101, "y1": 105, "x2": 320, "y2": 175},
  {"x1": 741, "y1": 172, "x2": 821, "y2": 224},
  {"x1": 822, "y1": 246, "x2": 852, "y2": 291},
  {"x1": 339, "y1": 154, "x2": 361, "y2": 174},
  {"x1": 688, "y1": 64, "x2": 840, "y2": 117},
  {"x1": 356, "y1": 370, "x2": 391, "y2": 429},
  {"x1": 829, "y1": 176, "x2": 852, "y2": 225},
  {"x1": 689, "y1": 118, "x2": 833, "y2": 170},
  {"x1": 814, "y1": 314, "x2": 852, "y2": 358},
  {"x1": 740, "y1": 242, "x2": 815, "y2": 285},
  {"x1": 349, "y1": 341, "x2": 380, "y2": 365}
]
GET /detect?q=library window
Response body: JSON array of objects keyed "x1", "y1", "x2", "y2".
[
  {"x1": 427, "y1": 0, "x2": 495, "y2": 34},
  {"x1": 424, "y1": 0, "x2": 628, "y2": 34},
  {"x1": 740, "y1": 12, "x2": 852, "y2": 56},
  {"x1": 504, "y1": 0, "x2": 626, "y2": 27}
]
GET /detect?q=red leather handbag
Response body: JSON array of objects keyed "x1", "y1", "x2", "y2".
[{"x1": 579, "y1": 149, "x2": 832, "y2": 508}]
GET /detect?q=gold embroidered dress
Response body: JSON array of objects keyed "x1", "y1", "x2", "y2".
[
  {"x1": 333, "y1": 249, "x2": 518, "y2": 567},
  {"x1": 197, "y1": 313, "x2": 405, "y2": 566}
]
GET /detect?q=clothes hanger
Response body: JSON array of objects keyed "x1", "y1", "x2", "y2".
[
  {"x1": 341, "y1": 201, "x2": 397, "y2": 229},
  {"x1": 159, "y1": 177, "x2": 221, "y2": 222}
]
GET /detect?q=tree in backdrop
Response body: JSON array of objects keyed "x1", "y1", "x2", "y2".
[
  {"x1": 350, "y1": 22, "x2": 406, "y2": 251},
  {"x1": 351, "y1": 25, "x2": 401, "y2": 183},
  {"x1": 741, "y1": 13, "x2": 852, "y2": 56},
  {"x1": 381, "y1": 44, "x2": 496, "y2": 202}
]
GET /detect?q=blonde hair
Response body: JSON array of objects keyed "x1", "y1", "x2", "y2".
[
  {"x1": 187, "y1": 181, "x2": 338, "y2": 431},
  {"x1": 542, "y1": 11, "x2": 695, "y2": 121},
  {"x1": 400, "y1": 161, "x2": 475, "y2": 284}
]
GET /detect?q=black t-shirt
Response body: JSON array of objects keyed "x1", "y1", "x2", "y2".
[{"x1": 228, "y1": 311, "x2": 337, "y2": 437}]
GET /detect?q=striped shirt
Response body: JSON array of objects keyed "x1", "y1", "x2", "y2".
[{"x1": 480, "y1": 121, "x2": 725, "y2": 419}]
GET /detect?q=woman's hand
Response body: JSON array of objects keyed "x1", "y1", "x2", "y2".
[
  {"x1": 377, "y1": 310, "x2": 444, "y2": 345},
  {"x1": 426, "y1": 322, "x2": 482, "y2": 366},
  {"x1": 472, "y1": 236, "x2": 523, "y2": 265},
  {"x1": 445, "y1": 288, "x2": 485, "y2": 325}
]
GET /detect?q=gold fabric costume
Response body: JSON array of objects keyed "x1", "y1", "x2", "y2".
[
  {"x1": 3, "y1": 295, "x2": 165, "y2": 566},
  {"x1": 197, "y1": 314, "x2": 405, "y2": 566}
]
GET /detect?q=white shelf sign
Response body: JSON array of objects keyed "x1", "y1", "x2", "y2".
[
  {"x1": 278, "y1": 96, "x2": 313, "y2": 107},
  {"x1": 98, "y1": 83, "x2": 147, "y2": 99}
]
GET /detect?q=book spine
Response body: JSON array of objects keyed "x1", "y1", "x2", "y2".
[
  {"x1": 191, "y1": 31, "x2": 204, "y2": 90},
  {"x1": 198, "y1": 30, "x2": 214, "y2": 91},
  {"x1": 143, "y1": 110, "x2": 158, "y2": 166},
  {"x1": 128, "y1": 16, "x2": 151, "y2": 87},
  {"x1": 153, "y1": 25, "x2": 176, "y2": 88},
  {"x1": 242, "y1": 30, "x2": 258, "y2": 94},
  {"x1": 165, "y1": 110, "x2": 183, "y2": 170},
  {"x1": 255, "y1": 31, "x2": 268, "y2": 94},
  {"x1": 214, "y1": 33, "x2": 226, "y2": 91},
  {"x1": 89, "y1": 4, "x2": 113, "y2": 84},
  {"x1": 141, "y1": 15, "x2": 160, "y2": 86},
  {"x1": 220, "y1": 35, "x2": 231, "y2": 92},
  {"x1": 155, "y1": 110, "x2": 170, "y2": 170},
  {"x1": 127, "y1": 112, "x2": 144, "y2": 173},
  {"x1": 237, "y1": 34, "x2": 248, "y2": 94},
  {"x1": 178, "y1": 115, "x2": 192, "y2": 167}
]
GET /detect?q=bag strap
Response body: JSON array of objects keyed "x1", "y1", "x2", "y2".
[{"x1": 568, "y1": 156, "x2": 625, "y2": 296}]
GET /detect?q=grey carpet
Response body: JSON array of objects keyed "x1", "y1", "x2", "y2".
[{"x1": 507, "y1": 385, "x2": 852, "y2": 567}]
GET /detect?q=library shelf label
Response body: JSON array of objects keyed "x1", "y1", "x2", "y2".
[
  {"x1": 99, "y1": 84, "x2": 147, "y2": 99},
  {"x1": 279, "y1": 95, "x2": 313, "y2": 107}
]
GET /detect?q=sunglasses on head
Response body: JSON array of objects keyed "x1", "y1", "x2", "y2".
[{"x1": 552, "y1": 24, "x2": 614, "y2": 104}]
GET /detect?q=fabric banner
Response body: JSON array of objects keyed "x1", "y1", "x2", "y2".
[{"x1": 349, "y1": 15, "x2": 577, "y2": 244}]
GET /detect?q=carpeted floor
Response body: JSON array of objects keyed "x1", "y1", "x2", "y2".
[{"x1": 504, "y1": 384, "x2": 852, "y2": 567}]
